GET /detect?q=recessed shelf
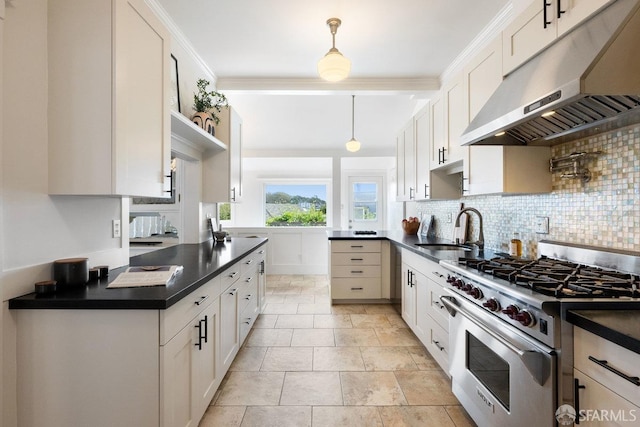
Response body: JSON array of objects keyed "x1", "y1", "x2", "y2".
[{"x1": 170, "y1": 110, "x2": 227, "y2": 154}]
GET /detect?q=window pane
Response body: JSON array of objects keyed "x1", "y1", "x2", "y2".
[
  {"x1": 265, "y1": 184, "x2": 327, "y2": 227},
  {"x1": 352, "y1": 182, "x2": 377, "y2": 221}
]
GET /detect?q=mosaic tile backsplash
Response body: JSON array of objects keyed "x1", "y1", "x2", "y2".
[{"x1": 409, "y1": 124, "x2": 640, "y2": 259}]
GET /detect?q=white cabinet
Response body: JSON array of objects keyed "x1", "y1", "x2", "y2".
[
  {"x1": 468, "y1": 146, "x2": 551, "y2": 195},
  {"x1": 330, "y1": 240, "x2": 383, "y2": 300},
  {"x1": 48, "y1": 0, "x2": 171, "y2": 197},
  {"x1": 202, "y1": 107, "x2": 243, "y2": 203},
  {"x1": 430, "y1": 72, "x2": 468, "y2": 171},
  {"x1": 219, "y1": 264, "x2": 241, "y2": 372},
  {"x1": 503, "y1": 0, "x2": 613, "y2": 75},
  {"x1": 162, "y1": 293, "x2": 221, "y2": 427},
  {"x1": 395, "y1": 119, "x2": 416, "y2": 201},
  {"x1": 574, "y1": 327, "x2": 640, "y2": 424},
  {"x1": 400, "y1": 249, "x2": 451, "y2": 374},
  {"x1": 414, "y1": 104, "x2": 431, "y2": 200}
]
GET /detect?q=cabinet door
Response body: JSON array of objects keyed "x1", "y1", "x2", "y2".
[
  {"x1": 192, "y1": 300, "x2": 221, "y2": 423},
  {"x1": 443, "y1": 74, "x2": 469, "y2": 168},
  {"x1": 414, "y1": 104, "x2": 431, "y2": 200},
  {"x1": 503, "y1": 0, "x2": 557, "y2": 75},
  {"x1": 395, "y1": 119, "x2": 415, "y2": 201},
  {"x1": 413, "y1": 269, "x2": 429, "y2": 343},
  {"x1": 574, "y1": 370, "x2": 640, "y2": 426},
  {"x1": 557, "y1": 0, "x2": 612, "y2": 37},
  {"x1": 162, "y1": 318, "x2": 197, "y2": 427},
  {"x1": 401, "y1": 264, "x2": 416, "y2": 328},
  {"x1": 430, "y1": 93, "x2": 446, "y2": 169},
  {"x1": 229, "y1": 108, "x2": 243, "y2": 202},
  {"x1": 220, "y1": 284, "x2": 240, "y2": 372},
  {"x1": 395, "y1": 129, "x2": 406, "y2": 201}
]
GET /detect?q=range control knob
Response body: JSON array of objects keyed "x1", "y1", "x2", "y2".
[
  {"x1": 446, "y1": 275, "x2": 456, "y2": 284},
  {"x1": 462, "y1": 283, "x2": 473, "y2": 293},
  {"x1": 515, "y1": 310, "x2": 536, "y2": 327},
  {"x1": 502, "y1": 305, "x2": 520, "y2": 319},
  {"x1": 482, "y1": 298, "x2": 501, "y2": 312},
  {"x1": 469, "y1": 287, "x2": 483, "y2": 300},
  {"x1": 454, "y1": 279, "x2": 465, "y2": 289}
]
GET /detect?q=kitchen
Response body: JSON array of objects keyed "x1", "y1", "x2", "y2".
[{"x1": 2, "y1": 1, "x2": 640, "y2": 427}]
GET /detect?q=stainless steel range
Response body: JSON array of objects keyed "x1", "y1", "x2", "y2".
[{"x1": 438, "y1": 240, "x2": 640, "y2": 427}]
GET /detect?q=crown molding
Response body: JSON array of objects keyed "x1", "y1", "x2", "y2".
[
  {"x1": 145, "y1": 0, "x2": 216, "y2": 83},
  {"x1": 216, "y1": 77, "x2": 440, "y2": 95}
]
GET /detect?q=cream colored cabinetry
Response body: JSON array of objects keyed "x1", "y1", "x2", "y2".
[
  {"x1": 574, "y1": 328, "x2": 640, "y2": 425},
  {"x1": 202, "y1": 107, "x2": 243, "y2": 203},
  {"x1": 401, "y1": 249, "x2": 450, "y2": 374},
  {"x1": 414, "y1": 104, "x2": 431, "y2": 200},
  {"x1": 330, "y1": 240, "x2": 383, "y2": 300},
  {"x1": 219, "y1": 263, "x2": 241, "y2": 372},
  {"x1": 48, "y1": 0, "x2": 171, "y2": 197},
  {"x1": 503, "y1": 0, "x2": 613, "y2": 75},
  {"x1": 239, "y1": 249, "x2": 263, "y2": 343},
  {"x1": 431, "y1": 74, "x2": 468, "y2": 171},
  {"x1": 161, "y1": 277, "x2": 222, "y2": 427},
  {"x1": 395, "y1": 119, "x2": 416, "y2": 201}
]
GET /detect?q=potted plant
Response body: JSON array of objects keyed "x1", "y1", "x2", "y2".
[{"x1": 191, "y1": 78, "x2": 228, "y2": 136}]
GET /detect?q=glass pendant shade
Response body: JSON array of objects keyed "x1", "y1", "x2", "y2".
[
  {"x1": 318, "y1": 49, "x2": 351, "y2": 82},
  {"x1": 345, "y1": 137, "x2": 361, "y2": 152}
]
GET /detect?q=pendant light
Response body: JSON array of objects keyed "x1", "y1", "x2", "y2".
[
  {"x1": 317, "y1": 18, "x2": 351, "y2": 82},
  {"x1": 346, "y1": 95, "x2": 361, "y2": 152}
]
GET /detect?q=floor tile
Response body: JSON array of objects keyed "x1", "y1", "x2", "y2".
[
  {"x1": 386, "y1": 313, "x2": 409, "y2": 328},
  {"x1": 283, "y1": 295, "x2": 315, "y2": 304},
  {"x1": 313, "y1": 346, "x2": 365, "y2": 371},
  {"x1": 262, "y1": 303, "x2": 299, "y2": 314},
  {"x1": 375, "y1": 327, "x2": 422, "y2": 346},
  {"x1": 275, "y1": 314, "x2": 314, "y2": 328},
  {"x1": 261, "y1": 347, "x2": 313, "y2": 372},
  {"x1": 445, "y1": 405, "x2": 477, "y2": 427},
  {"x1": 394, "y1": 370, "x2": 459, "y2": 405},
  {"x1": 296, "y1": 303, "x2": 332, "y2": 314},
  {"x1": 350, "y1": 314, "x2": 393, "y2": 328},
  {"x1": 199, "y1": 405, "x2": 246, "y2": 427},
  {"x1": 407, "y1": 346, "x2": 440, "y2": 370},
  {"x1": 269, "y1": 288, "x2": 302, "y2": 296},
  {"x1": 253, "y1": 314, "x2": 278, "y2": 328},
  {"x1": 240, "y1": 406, "x2": 311, "y2": 427},
  {"x1": 280, "y1": 372, "x2": 343, "y2": 406},
  {"x1": 331, "y1": 304, "x2": 366, "y2": 314},
  {"x1": 341, "y1": 371, "x2": 408, "y2": 406},
  {"x1": 299, "y1": 287, "x2": 329, "y2": 295},
  {"x1": 378, "y1": 406, "x2": 456, "y2": 427},
  {"x1": 313, "y1": 314, "x2": 353, "y2": 328},
  {"x1": 229, "y1": 346, "x2": 267, "y2": 371},
  {"x1": 290, "y1": 328, "x2": 335, "y2": 346},
  {"x1": 216, "y1": 371, "x2": 285, "y2": 406},
  {"x1": 334, "y1": 328, "x2": 380, "y2": 346},
  {"x1": 360, "y1": 346, "x2": 419, "y2": 371},
  {"x1": 245, "y1": 328, "x2": 293, "y2": 347},
  {"x1": 264, "y1": 295, "x2": 285, "y2": 303},
  {"x1": 311, "y1": 406, "x2": 383, "y2": 427},
  {"x1": 362, "y1": 304, "x2": 397, "y2": 314},
  {"x1": 290, "y1": 280, "x2": 316, "y2": 288}
]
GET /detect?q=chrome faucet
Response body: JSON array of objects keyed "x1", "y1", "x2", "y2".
[{"x1": 455, "y1": 207, "x2": 484, "y2": 251}]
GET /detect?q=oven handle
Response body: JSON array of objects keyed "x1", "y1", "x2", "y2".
[{"x1": 440, "y1": 295, "x2": 551, "y2": 386}]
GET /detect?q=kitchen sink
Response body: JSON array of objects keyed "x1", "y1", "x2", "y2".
[{"x1": 415, "y1": 243, "x2": 473, "y2": 251}]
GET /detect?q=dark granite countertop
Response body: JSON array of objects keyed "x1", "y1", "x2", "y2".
[
  {"x1": 9, "y1": 237, "x2": 267, "y2": 310},
  {"x1": 567, "y1": 309, "x2": 640, "y2": 355},
  {"x1": 327, "y1": 230, "x2": 504, "y2": 262}
]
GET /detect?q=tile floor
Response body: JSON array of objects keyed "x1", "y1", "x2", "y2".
[{"x1": 199, "y1": 275, "x2": 476, "y2": 427}]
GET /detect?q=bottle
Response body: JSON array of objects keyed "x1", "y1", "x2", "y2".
[{"x1": 510, "y1": 233, "x2": 523, "y2": 257}]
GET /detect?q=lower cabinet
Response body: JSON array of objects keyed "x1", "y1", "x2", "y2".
[
  {"x1": 400, "y1": 248, "x2": 451, "y2": 374},
  {"x1": 330, "y1": 240, "x2": 384, "y2": 300}
]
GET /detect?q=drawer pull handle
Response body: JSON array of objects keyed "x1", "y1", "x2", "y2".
[
  {"x1": 229, "y1": 271, "x2": 238, "y2": 278},
  {"x1": 246, "y1": 277, "x2": 253, "y2": 283},
  {"x1": 574, "y1": 378, "x2": 586, "y2": 424},
  {"x1": 246, "y1": 259, "x2": 254, "y2": 265},
  {"x1": 194, "y1": 295, "x2": 210, "y2": 306},
  {"x1": 350, "y1": 245, "x2": 364, "y2": 248},
  {"x1": 433, "y1": 340, "x2": 445, "y2": 351},
  {"x1": 588, "y1": 356, "x2": 640, "y2": 386},
  {"x1": 351, "y1": 270, "x2": 363, "y2": 274},
  {"x1": 229, "y1": 288, "x2": 238, "y2": 296},
  {"x1": 432, "y1": 271, "x2": 444, "y2": 278},
  {"x1": 434, "y1": 301, "x2": 443, "y2": 309},
  {"x1": 244, "y1": 318, "x2": 252, "y2": 325},
  {"x1": 245, "y1": 294, "x2": 253, "y2": 300},
  {"x1": 351, "y1": 287, "x2": 364, "y2": 291},
  {"x1": 258, "y1": 250, "x2": 265, "y2": 254},
  {"x1": 351, "y1": 258, "x2": 364, "y2": 261}
]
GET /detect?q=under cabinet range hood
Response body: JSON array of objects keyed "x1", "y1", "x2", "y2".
[{"x1": 462, "y1": 0, "x2": 640, "y2": 146}]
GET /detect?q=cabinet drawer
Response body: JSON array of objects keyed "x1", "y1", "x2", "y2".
[
  {"x1": 240, "y1": 293, "x2": 259, "y2": 344},
  {"x1": 238, "y1": 274, "x2": 258, "y2": 314},
  {"x1": 240, "y1": 253, "x2": 260, "y2": 275},
  {"x1": 331, "y1": 252, "x2": 381, "y2": 266},
  {"x1": 427, "y1": 279, "x2": 449, "y2": 332},
  {"x1": 426, "y1": 318, "x2": 449, "y2": 375},
  {"x1": 331, "y1": 278, "x2": 382, "y2": 299},
  {"x1": 160, "y1": 276, "x2": 220, "y2": 345},
  {"x1": 574, "y1": 327, "x2": 640, "y2": 406},
  {"x1": 331, "y1": 240, "x2": 381, "y2": 253},
  {"x1": 220, "y1": 262, "x2": 241, "y2": 290},
  {"x1": 331, "y1": 265, "x2": 381, "y2": 279}
]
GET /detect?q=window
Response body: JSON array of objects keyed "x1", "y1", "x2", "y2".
[
  {"x1": 352, "y1": 182, "x2": 378, "y2": 221},
  {"x1": 264, "y1": 184, "x2": 327, "y2": 227}
]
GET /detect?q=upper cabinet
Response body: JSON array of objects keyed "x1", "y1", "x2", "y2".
[
  {"x1": 395, "y1": 118, "x2": 415, "y2": 201},
  {"x1": 430, "y1": 74, "x2": 468, "y2": 171},
  {"x1": 503, "y1": 0, "x2": 614, "y2": 75},
  {"x1": 48, "y1": 0, "x2": 171, "y2": 197},
  {"x1": 202, "y1": 107, "x2": 243, "y2": 203}
]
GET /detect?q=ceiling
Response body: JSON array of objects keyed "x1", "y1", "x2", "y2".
[{"x1": 157, "y1": 0, "x2": 512, "y2": 156}]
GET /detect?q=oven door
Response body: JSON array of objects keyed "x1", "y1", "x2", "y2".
[{"x1": 441, "y1": 291, "x2": 557, "y2": 427}]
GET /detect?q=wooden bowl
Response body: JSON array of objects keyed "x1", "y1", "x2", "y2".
[{"x1": 402, "y1": 221, "x2": 420, "y2": 235}]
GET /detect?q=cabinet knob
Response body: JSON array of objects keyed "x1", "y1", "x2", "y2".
[
  {"x1": 194, "y1": 295, "x2": 210, "y2": 306},
  {"x1": 229, "y1": 288, "x2": 238, "y2": 296}
]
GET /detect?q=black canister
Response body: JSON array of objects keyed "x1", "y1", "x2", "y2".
[{"x1": 53, "y1": 258, "x2": 89, "y2": 287}]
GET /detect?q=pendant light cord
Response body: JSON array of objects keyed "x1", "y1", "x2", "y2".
[{"x1": 351, "y1": 95, "x2": 355, "y2": 139}]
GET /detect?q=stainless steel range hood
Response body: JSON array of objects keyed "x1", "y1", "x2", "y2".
[{"x1": 462, "y1": 0, "x2": 640, "y2": 146}]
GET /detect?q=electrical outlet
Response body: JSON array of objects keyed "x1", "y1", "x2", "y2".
[
  {"x1": 112, "y1": 219, "x2": 121, "y2": 238},
  {"x1": 535, "y1": 216, "x2": 549, "y2": 234}
]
